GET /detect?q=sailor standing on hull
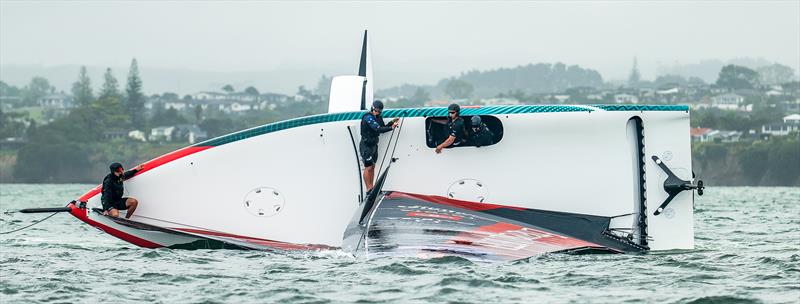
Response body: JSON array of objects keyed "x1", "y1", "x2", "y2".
[{"x1": 360, "y1": 100, "x2": 399, "y2": 193}]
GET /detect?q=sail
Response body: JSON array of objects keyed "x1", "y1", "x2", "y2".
[
  {"x1": 328, "y1": 30, "x2": 373, "y2": 113},
  {"x1": 358, "y1": 30, "x2": 373, "y2": 110}
]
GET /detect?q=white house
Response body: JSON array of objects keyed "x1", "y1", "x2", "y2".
[
  {"x1": 587, "y1": 94, "x2": 604, "y2": 101},
  {"x1": 553, "y1": 95, "x2": 570, "y2": 103},
  {"x1": 479, "y1": 98, "x2": 520, "y2": 105},
  {"x1": 229, "y1": 93, "x2": 258, "y2": 102},
  {"x1": 150, "y1": 126, "x2": 176, "y2": 141},
  {"x1": 230, "y1": 102, "x2": 253, "y2": 112},
  {"x1": 164, "y1": 101, "x2": 189, "y2": 111},
  {"x1": 128, "y1": 130, "x2": 147, "y2": 142},
  {"x1": 614, "y1": 94, "x2": 639, "y2": 104},
  {"x1": 784, "y1": 114, "x2": 800, "y2": 124},
  {"x1": 656, "y1": 87, "x2": 680, "y2": 95},
  {"x1": 711, "y1": 93, "x2": 744, "y2": 110},
  {"x1": 761, "y1": 115, "x2": 800, "y2": 136},
  {"x1": 173, "y1": 124, "x2": 208, "y2": 144},
  {"x1": 193, "y1": 92, "x2": 227, "y2": 100},
  {"x1": 38, "y1": 94, "x2": 74, "y2": 109}
]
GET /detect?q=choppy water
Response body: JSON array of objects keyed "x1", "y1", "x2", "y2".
[{"x1": 1, "y1": 184, "x2": 798, "y2": 303}]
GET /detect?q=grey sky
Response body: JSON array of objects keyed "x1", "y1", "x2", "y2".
[{"x1": 1, "y1": 1, "x2": 799, "y2": 93}]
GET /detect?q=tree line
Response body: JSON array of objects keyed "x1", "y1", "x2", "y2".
[{"x1": 693, "y1": 132, "x2": 799, "y2": 186}]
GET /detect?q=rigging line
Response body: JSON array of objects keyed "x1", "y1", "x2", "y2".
[
  {"x1": 128, "y1": 213, "x2": 229, "y2": 235},
  {"x1": 0, "y1": 212, "x2": 59, "y2": 234},
  {"x1": 388, "y1": 114, "x2": 407, "y2": 164},
  {"x1": 375, "y1": 118, "x2": 398, "y2": 181},
  {"x1": 346, "y1": 126, "x2": 365, "y2": 203}
]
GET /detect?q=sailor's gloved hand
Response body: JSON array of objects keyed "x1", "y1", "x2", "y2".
[{"x1": 133, "y1": 164, "x2": 143, "y2": 171}]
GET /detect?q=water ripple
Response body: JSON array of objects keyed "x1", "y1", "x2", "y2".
[{"x1": 1, "y1": 185, "x2": 799, "y2": 303}]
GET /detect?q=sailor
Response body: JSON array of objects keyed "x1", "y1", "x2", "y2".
[
  {"x1": 434, "y1": 103, "x2": 469, "y2": 154},
  {"x1": 469, "y1": 115, "x2": 495, "y2": 147},
  {"x1": 360, "y1": 100, "x2": 399, "y2": 193},
  {"x1": 101, "y1": 162, "x2": 143, "y2": 218}
]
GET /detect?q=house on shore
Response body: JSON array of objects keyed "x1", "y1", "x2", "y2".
[{"x1": 761, "y1": 114, "x2": 800, "y2": 137}]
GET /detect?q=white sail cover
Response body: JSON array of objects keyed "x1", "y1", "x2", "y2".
[{"x1": 328, "y1": 76, "x2": 366, "y2": 113}]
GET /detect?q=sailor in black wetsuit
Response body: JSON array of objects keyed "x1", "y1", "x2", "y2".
[
  {"x1": 435, "y1": 104, "x2": 469, "y2": 154},
  {"x1": 360, "y1": 100, "x2": 399, "y2": 193},
  {"x1": 469, "y1": 115, "x2": 495, "y2": 147},
  {"x1": 101, "y1": 162, "x2": 143, "y2": 218}
]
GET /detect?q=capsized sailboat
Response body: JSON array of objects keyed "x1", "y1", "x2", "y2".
[{"x1": 53, "y1": 31, "x2": 702, "y2": 261}]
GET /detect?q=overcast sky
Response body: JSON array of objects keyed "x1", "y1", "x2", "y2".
[{"x1": 1, "y1": 1, "x2": 799, "y2": 91}]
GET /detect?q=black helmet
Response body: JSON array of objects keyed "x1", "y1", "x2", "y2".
[
  {"x1": 448, "y1": 103, "x2": 460, "y2": 115},
  {"x1": 109, "y1": 162, "x2": 123, "y2": 173},
  {"x1": 372, "y1": 100, "x2": 384, "y2": 112},
  {"x1": 471, "y1": 115, "x2": 482, "y2": 126}
]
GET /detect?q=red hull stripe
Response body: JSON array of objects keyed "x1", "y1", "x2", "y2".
[
  {"x1": 386, "y1": 192, "x2": 525, "y2": 211},
  {"x1": 172, "y1": 228, "x2": 334, "y2": 250},
  {"x1": 76, "y1": 145, "x2": 212, "y2": 202},
  {"x1": 134, "y1": 146, "x2": 211, "y2": 176},
  {"x1": 67, "y1": 204, "x2": 163, "y2": 248}
]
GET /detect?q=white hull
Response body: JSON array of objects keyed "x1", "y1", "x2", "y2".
[{"x1": 72, "y1": 104, "x2": 696, "y2": 255}]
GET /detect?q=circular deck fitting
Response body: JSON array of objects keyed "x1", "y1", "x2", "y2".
[
  {"x1": 447, "y1": 179, "x2": 488, "y2": 203},
  {"x1": 243, "y1": 187, "x2": 285, "y2": 217}
]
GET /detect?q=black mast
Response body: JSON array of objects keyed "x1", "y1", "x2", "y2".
[{"x1": 358, "y1": 30, "x2": 368, "y2": 110}]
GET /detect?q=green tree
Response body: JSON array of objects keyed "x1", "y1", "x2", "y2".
[
  {"x1": 767, "y1": 136, "x2": 800, "y2": 184},
  {"x1": 194, "y1": 104, "x2": 203, "y2": 122},
  {"x1": 628, "y1": 57, "x2": 641, "y2": 87},
  {"x1": 444, "y1": 79, "x2": 474, "y2": 99},
  {"x1": 161, "y1": 92, "x2": 179, "y2": 100},
  {"x1": 95, "y1": 68, "x2": 128, "y2": 128},
  {"x1": 654, "y1": 74, "x2": 687, "y2": 87},
  {"x1": 199, "y1": 117, "x2": 238, "y2": 138},
  {"x1": 222, "y1": 84, "x2": 234, "y2": 93},
  {"x1": 296, "y1": 85, "x2": 315, "y2": 101},
  {"x1": 125, "y1": 58, "x2": 145, "y2": 129},
  {"x1": 0, "y1": 109, "x2": 29, "y2": 138},
  {"x1": 244, "y1": 86, "x2": 260, "y2": 96},
  {"x1": 410, "y1": 88, "x2": 430, "y2": 105},
  {"x1": 716, "y1": 65, "x2": 760, "y2": 89},
  {"x1": 757, "y1": 64, "x2": 796, "y2": 85},
  {"x1": 99, "y1": 68, "x2": 121, "y2": 100},
  {"x1": 151, "y1": 107, "x2": 187, "y2": 126},
  {"x1": 738, "y1": 142, "x2": 770, "y2": 184},
  {"x1": 0, "y1": 81, "x2": 20, "y2": 97},
  {"x1": 23, "y1": 77, "x2": 53, "y2": 105},
  {"x1": 315, "y1": 75, "x2": 332, "y2": 97},
  {"x1": 71, "y1": 66, "x2": 94, "y2": 107}
]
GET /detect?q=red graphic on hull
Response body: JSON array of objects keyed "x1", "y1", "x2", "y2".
[{"x1": 67, "y1": 203, "x2": 162, "y2": 248}]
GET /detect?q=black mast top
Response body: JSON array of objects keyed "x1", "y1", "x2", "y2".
[{"x1": 358, "y1": 30, "x2": 368, "y2": 110}]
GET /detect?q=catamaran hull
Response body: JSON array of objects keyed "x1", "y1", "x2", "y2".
[{"x1": 69, "y1": 105, "x2": 696, "y2": 259}]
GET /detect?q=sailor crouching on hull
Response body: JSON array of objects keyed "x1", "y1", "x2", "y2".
[
  {"x1": 360, "y1": 100, "x2": 399, "y2": 193},
  {"x1": 101, "y1": 162, "x2": 143, "y2": 218},
  {"x1": 469, "y1": 115, "x2": 495, "y2": 147}
]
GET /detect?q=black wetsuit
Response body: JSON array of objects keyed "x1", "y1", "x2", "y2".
[
  {"x1": 470, "y1": 123, "x2": 495, "y2": 147},
  {"x1": 360, "y1": 112, "x2": 393, "y2": 167},
  {"x1": 101, "y1": 169, "x2": 138, "y2": 211},
  {"x1": 447, "y1": 116, "x2": 468, "y2": 147}
]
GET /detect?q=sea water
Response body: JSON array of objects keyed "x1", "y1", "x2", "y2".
[{"x1": 1, "y1": 184, "x2": 798, "y2": 303}]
